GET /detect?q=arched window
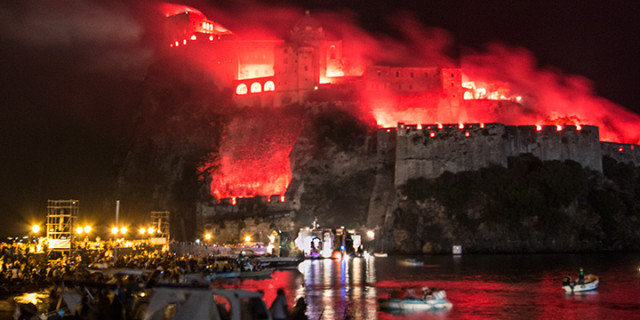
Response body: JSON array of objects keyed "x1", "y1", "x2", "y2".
[
  {"x1": 264, "y1": 81, "x2": 275, "y2": 91},
  {"x1": 250, "y1": 82, "x2": 262, "y2": 93},
  {"x1": 329, "y1": 45, "x2": 336, "y2": 59},
  {"x1": 236, "y1": 84, "x2": 248, "y2": 95}
]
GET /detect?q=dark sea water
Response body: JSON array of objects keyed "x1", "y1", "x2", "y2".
[
  {"x1": 227, "y1": 253, "x2": 640, "y2": 320},
  {"x1": 2, "y1": 253, "x2": 639, "y2": 319}
]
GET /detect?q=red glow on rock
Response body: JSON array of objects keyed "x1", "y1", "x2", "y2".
[
  {"x1": 465, "y1": 131, "x2": 470, "y2": 137},
  {"x1": 200, "y1": 110, "x2": 303, "y2": 200},
  {"x1": 576, "y1": 124, "x2": 582, "y2": 131},
  {"x1": 430, "y1": 132, "x2": 436, "y2": 138},
  {"x1": 556, "y1": 124, "x2": 562, "y2": 131},
  {"x1": 536, "y1": 125, "x2": 543, "y2": 131}
]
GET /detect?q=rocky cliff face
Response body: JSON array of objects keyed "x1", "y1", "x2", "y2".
[
  {"x1": 116, "y1": 57, "x2": 229, "y2": 240},
  {"x1": 287, "y1": 106, "x2": 378, "y2": 229}
]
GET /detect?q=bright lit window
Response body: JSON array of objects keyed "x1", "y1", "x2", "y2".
[
  {"x1": 264, "y1": 81, "x2": 275, "y2": 91},
  {"x1": 236, "y1": 84, "x2": 248, "y2": 95},
  {"x1": 250, "y1": 82, "x2": 262, "y2": 93}
]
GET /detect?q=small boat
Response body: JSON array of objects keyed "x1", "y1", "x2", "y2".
[
  {"x1": 254, "y1": 256, "x2": 303, "y2": 270},
  {"x1": 379, "y1": 297, "x2": 452, "y2": 312},
  {"x1": 185, "y1": 268, "x2": 275, "y2": 282},
  {"x1": 373, "y1": 252, "x2": 388, "y2": 258},
  {"x1": 562, "y1": 274, "x2": 599, "y2": 293},
  {"x1": 399, "y1": 258, "x2": 424, "y2": 266}
]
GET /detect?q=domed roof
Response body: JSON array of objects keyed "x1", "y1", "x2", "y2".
[{"x1": 291, "y1": 10, "x2": 325, "y2": 43}]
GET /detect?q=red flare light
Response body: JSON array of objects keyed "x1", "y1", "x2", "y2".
[
  {"x1": 556, "y1": 124, "x2": 563, "y2": 131},
  {"x1": 536, "y1": 125, "x2": 543, "y2": 131}
]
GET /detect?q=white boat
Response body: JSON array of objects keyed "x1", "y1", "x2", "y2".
[
  {"x1": 399, "y1": 258, "x2": 424, "y2": 266},
  {"x1": 379, "y1": 297, "x2": 452, "y2": 312},
  {"x1": 562, "y1": 274, "x2": 599, "y2": 293},
  {"x1": 373, "y1": 252, "x2": 388, "y2": 258},
  {"x1": 143, "y1": 287, "x2": 272, "y2": 320}
]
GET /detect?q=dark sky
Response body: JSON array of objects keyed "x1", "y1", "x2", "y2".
[{"x1": 0, "y1": 0, "x2": 639, "y2": 238}]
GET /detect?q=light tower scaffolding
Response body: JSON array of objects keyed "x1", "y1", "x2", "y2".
[
  {"x1": 151, "y1": 211, "x2": 170, "y2": 239},
  {"x1": 46, "y1": 200, "x2": 79, "y2": 252}
]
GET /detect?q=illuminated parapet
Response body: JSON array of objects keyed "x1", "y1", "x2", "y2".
[
  {"x1": 393, "y1": 122, "x2": 603, "y2": 186},
  {"x1": 395, "y1": 122, "x2": 507, "y2": 185},
  {"x1": 601, "y1": 142, "x2": 640, "y2": 166},
  {"x1": 503, "y1": 124, "x2": 601, "y2": 172}
]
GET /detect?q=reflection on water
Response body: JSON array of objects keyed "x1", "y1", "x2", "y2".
[{"x1": 3, "y1": 253, "x2": 640, "y2": 319}]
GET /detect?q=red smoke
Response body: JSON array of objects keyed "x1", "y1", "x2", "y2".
[{"x1": 165, "y1": 2, "x2": 639, "y2": 200}]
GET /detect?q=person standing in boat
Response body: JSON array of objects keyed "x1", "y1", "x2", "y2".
[{"x1": 578, "y1": 267, "x2": 585, "y2": 284}]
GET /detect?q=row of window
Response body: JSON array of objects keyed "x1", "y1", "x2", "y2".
[{"x1": 236, "y1": 81, "x2": 275, "y2": 95}]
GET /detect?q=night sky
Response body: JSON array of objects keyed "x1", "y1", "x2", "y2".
[{"x1": 0, "y1": 0, "x2": 639, "y2": 238}]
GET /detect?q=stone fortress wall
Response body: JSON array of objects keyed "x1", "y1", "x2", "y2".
[{"x1": 389, "y1": 122, "x2": 604, "y2": 186}]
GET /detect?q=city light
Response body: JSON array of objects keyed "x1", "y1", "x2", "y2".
[
  {"x1": 245, "y1": 235, "x2": 251, "y2": 243},
  {"x1": 367, "y1": 230, "x2": 375, "y2": 240},
  {"x1": 120, "y1": 227, "x2": 128, "y2": 234},
  {"x1": 111, "y1": 227, "x2": 118, "y2": 235},
  {"x1": 148, "y1": 227, "x2": 155, "y2": 234},
  {"x1": 139, "y1": 228, "x2": 146, "y2": 235},
  {"x1": 76, "y1": 227, "x2": 84, "y2": 234},
  {"x1": 31, "y1": 225, "x2": 40, "y2": 234},
  {"x1": 205, "y1": 233, "x2": 212, "y2": 240},
  {"x1": 84, "y1": 226, "x2": 92, "y2": 234}
]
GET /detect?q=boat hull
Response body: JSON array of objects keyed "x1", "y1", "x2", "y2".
[
  {"x1": 378, "y1": 298, "x2": 452, "y2": 312},
  {"x1": 562, "y1": 275, "x2": 599, "y2": 293}
]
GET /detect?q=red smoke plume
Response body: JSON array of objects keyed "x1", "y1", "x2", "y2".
[{"x1": 165, "y1": 1, "x2": 639, "y2": 200}]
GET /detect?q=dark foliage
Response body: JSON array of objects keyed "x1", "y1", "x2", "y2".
[{"x1": 399, "y1": 154, "x2": 640, "y2": 252}]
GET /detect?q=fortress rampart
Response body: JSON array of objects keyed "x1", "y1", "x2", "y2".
[
  {"x1": 389, "y1": 123, "x2": 604, "y2": 186},
  {"x1": 601, "y1": 142, "x2": 640, "y2": 166}
]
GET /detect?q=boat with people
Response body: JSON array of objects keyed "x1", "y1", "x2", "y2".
[
  {"x1": 562, "y1": 274, "x2": 599, "y2": 293},
  {"x1": 379, "y1": 287, "x2": 452, "y2": 312}
]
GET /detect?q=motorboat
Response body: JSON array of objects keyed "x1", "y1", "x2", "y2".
[
  {"x1": 143, "y1": 286, "x2": 272, "y2": 320},
  {"x1": 184, "y1": 268, "x2": 275, "y2": 283},
  {"x1": 379, "y1": 296, "x2": 452, "y2": 312},
  {"x1": 398, "y1": 258, "x2": 424, "y2": 266},
  {"x1": 562, "y1": 274, "x2": 599, "y2": 293},
  {"x1": 254, "y1": 256, "x2": 304, "y2": 270},
  {"x1": 373, "y1": 252, "x2": 388, "y2": 258}
]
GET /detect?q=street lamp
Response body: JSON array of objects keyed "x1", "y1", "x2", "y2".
[
  {"x1": 120, "y1": 227, "x2": 128, "y2": 234},
  {"x1": 139, "y1": 228, "x2": 146, "y2": 235},
  {"x1": 76, "y1": 227, "x2": 84, "y2": 235},
  {"x1": 31, "y1": 225, "x2": 40, "y2": 234},
  {"x1": 205, "y1": 233, "x2": 212, "y2": 240},
  {"x1": 84, "y1": 226, "x2": 92, "y2": 234},
  {"x1": 111, "y1": 227, "x2": 118, "y2": 235}
]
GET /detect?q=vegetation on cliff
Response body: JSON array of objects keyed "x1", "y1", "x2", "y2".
[{"x1": 396, "y1": 155, "x2": 640, "y2": 253}]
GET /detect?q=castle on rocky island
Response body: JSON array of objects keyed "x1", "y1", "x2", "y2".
[{"x1": 158, "y1": 5, "x2": 640, "y2": 240}]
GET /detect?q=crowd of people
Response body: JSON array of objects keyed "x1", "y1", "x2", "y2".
[{"x1": 2, "y1": 241, "x2": 309, "y2": 320}]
